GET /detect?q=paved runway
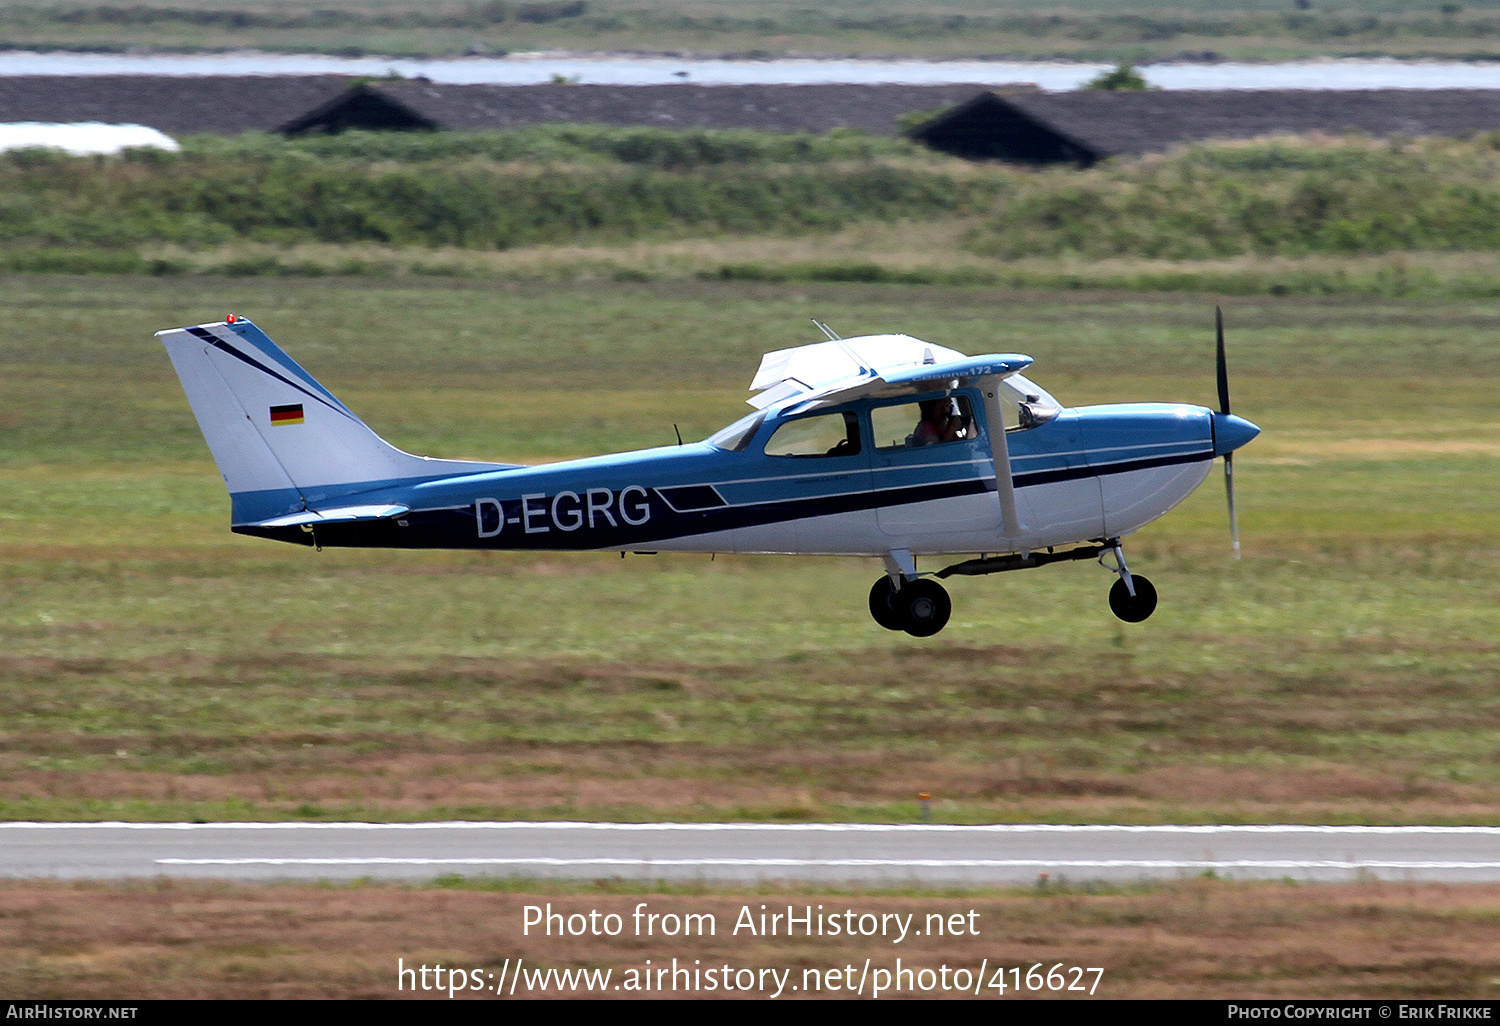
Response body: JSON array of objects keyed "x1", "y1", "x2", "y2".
[{"x1": 3, "y1": 822, "x2": 1500, "y2": 885}]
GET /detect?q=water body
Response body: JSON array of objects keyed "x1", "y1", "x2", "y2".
[{"x1": 3, "y1": 51, "x2": 1500, "y2": 90}]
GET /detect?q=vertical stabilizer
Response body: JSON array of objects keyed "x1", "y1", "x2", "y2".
[{"x1": 159, "y1": 318, "x2": 510, "y2": 524}]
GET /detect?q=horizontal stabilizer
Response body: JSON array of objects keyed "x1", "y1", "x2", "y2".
[{"x1": 249, "y1": 504, "x2": 411, "y2": 528}]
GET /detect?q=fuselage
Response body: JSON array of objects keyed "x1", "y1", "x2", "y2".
[{"x1": 237, "y1": 382, "x2": 1257, "y2": 558}]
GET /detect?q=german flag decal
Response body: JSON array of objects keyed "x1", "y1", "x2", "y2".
[{"x1": 269, "y1": 403, "x2": 304, "y2": 426}]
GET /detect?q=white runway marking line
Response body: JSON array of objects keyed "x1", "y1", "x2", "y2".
[{"x1": 155, "y1": 858, "x2": 1500, "y2": 870}]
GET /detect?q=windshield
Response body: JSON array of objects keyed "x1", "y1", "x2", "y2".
[
  {"x1": 1001, "y1": 374, "x2": 1061, "y2": 432},
  {"x1": 705, "y1": 410, "x2": 765, "y2": 451}
]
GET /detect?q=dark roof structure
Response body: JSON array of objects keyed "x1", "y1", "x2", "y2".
[
  {"x1": 279, "y1": 82, "x2": 439, "y2": 134},
  {"x1": 283, "y1": 81, "x2": 997, "y2": 136},
  {"x1": 909, "y1": 89, "x2": 1500, "y2": 164},
  {"x1": 0, "y1": 75, "x2": 994, "y2": 137},
  {"x1": 0, "y1": 75, "x2": 352, "y2": 134},
  {"x1": 8, "y1": 76, "x2": 1500, "y2": 160}
]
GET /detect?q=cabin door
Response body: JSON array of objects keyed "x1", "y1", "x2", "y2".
[{"x1": 868, "y1": 395, "x2": 1003, "y2": 537}]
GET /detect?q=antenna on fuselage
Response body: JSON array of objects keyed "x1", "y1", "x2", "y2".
[{"x1": 811, "y1": 319, "x2": 841, "y2": 341}]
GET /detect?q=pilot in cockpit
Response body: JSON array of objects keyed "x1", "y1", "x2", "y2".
[{"x1": 911, "y1": 399, "x2": 967, "y2": 446}]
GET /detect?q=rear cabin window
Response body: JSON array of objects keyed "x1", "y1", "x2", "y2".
[
  {"x1": 763, "y1": 411, "x2": 861, "y2": 458},
  {"x1": 870, "y1": 397, "x2": 976, "y2": 451}
]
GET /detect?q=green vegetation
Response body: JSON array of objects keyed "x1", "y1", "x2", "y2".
[
  {"x1": 0, "y1": 129, "x2": 988, "y2": 255},
  {"x1": 967, "y1": 135, "x2": 1500, "y2": 260},
  {"x1": 11, "y1": 132, "x2": 1500, "y2": 302},
  {"x1": 1082, "y1": 61, "x2": 1151, "y2": 90},
  {"x1": 7, "y1": 0, "x2": 1500, "y2": 58},
  {"x1": 1, "y1": 275, "x2": 1497, "y2": 824},
  {"x1": 185, "y1": 123, "x2": 920, "y2": 166}
]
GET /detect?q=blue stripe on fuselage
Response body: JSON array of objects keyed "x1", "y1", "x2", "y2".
[
  {"x1": 229, "y1": 401, "x2": 1216, "y2": 549},
  {"x1": 233, "y1": 451, "x2": 1213, "y2": 549}
]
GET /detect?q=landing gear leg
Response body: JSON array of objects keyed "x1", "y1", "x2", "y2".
[{"x1": 1100, "y1": 540, "x2": 1157, "y2": 623}]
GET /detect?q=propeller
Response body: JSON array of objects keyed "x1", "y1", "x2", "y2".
[{"x1": 1216, "y1": 306, "x2": 1241, "y2": 560}]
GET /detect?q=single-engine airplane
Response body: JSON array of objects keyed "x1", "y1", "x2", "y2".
[{"x1": 159, "y1": 312, "x2": 1258, "y2": 637}]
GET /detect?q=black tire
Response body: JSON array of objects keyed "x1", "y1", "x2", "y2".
[
  {"x1": 898, "y1": 579, "x2": 951, "y2": 638},
  {"x1": 868, "y1": 577, "x2": 906, "y2": 631},
  {"x1": 1108, "y1": 575, "x2": 1158, "y2": 623}
]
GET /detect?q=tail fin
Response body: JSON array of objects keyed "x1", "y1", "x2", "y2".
[{"x1": 159, "y1": 318, "x2": 511, "y2": 525}]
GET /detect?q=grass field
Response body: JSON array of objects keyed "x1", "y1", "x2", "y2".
[
  {"x1": 2, "y1": 273, "x2": 1498, "y2": 826},
  {"x1": 3, "y1": 877, "x2": 1499, "y2": 999},
  {"x1": 3, "y1": 28, "x2": 1498, "y2": 1001}
]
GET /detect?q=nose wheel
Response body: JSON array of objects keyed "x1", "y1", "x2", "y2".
[
  {"x1": 869, "y1": 577, "x2": 951, "y2": 637},
  {"x1": 1100, "y1": 540, "x2": 1157, "y2": 622},
  {"x1": 1108, "y1": 575, "x2": 1157, "y2": 622}
]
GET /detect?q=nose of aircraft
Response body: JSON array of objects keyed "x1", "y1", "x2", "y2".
[{"x1": 1211, "y1": 412, "x2": 1260, "y2": 457}]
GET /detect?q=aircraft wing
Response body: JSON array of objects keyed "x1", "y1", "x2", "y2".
[
  {"x1": 749, "y1": 334, "x2": 1033, "y2": 411},
  {"x1": 749, "y1": 335, "x2": 1034, "y2": 538}
]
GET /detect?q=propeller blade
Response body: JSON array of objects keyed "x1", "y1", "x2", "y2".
[
  {"x1": 1215, "y1": 305, "x2": 1231, "y2": 415},
  {"x1": 1224, "y1": 451, "x2": 1241, "y2": 560},
  {"x1": 1217, "y1": 306, "x2": 1241, "y2": 558}
]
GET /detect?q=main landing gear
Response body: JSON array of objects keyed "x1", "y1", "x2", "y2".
[
  {"x1": 869, "y1": 576, "x2": 951, "y2": 637},
  {"x1": 867, "y1": 539, "x2": 1158, "y2": 636}
]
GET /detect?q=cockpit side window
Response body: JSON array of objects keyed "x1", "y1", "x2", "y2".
[
  {"x1": 763, "y1": 410, "x2": 861, "y2": 458},
  {"x1": 870, "y1": 396, "x2": 977, "y2": 450}
]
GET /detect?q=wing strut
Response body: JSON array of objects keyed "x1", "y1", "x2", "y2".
[{"x1": 980, "y1": 376, "x2": 1024, "y2": 538}]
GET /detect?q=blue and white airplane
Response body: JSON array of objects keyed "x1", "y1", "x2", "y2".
[{"x1": 159, "y1": 313, "x2": 1259, "y2": 637}]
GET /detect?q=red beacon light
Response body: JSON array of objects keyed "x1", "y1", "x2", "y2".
[{"x1": 226, "y1": 314, "x2": 237, "y2": 323}]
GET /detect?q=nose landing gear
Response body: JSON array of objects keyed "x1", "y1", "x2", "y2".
[{"x1": 1100, "y1": 541, "x2": 1157, "y2": 623}]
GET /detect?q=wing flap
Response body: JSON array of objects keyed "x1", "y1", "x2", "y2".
[{"x1": 746, "y1": 378, "x2": 810, "y2": 410}]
